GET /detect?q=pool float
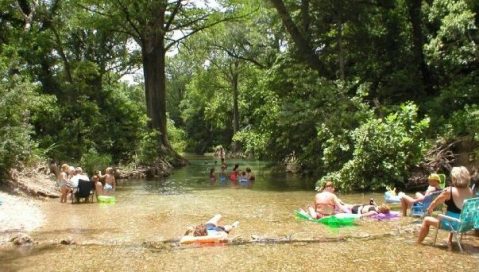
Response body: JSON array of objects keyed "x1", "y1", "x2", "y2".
[
  {"x1": 97, "y1": 195, "x2": 116, "y2": 203},
  {"x1": 180, "y1": 233, "x2": 228, "y2": 244},
  {"x1": 384, "y1": 191, "x2": 404, "y2": 204},
  {"x1": 295, "y1": 210, "x2": 359, "y2": 227},
  {"x1": 371, "y1": 211, "x2": 400, "y2": 220},
  {"x1": 239, "y1": 177, "x2": 249, "y2": 186}
]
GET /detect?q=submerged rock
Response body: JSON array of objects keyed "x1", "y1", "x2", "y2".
[
  {"x1": 60, "y1": 238, "x2": 76, "y2": 245},
  {"x1": 10, "y1": 233, "x2": 34, "y2": 246}
]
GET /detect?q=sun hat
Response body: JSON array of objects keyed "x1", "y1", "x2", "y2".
[{"x1": 427, "y1": 173, "x2": 440, "y2": 182}]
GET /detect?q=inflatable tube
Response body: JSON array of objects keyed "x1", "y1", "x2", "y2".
[
  {"x1": 371, "y1": 211, "x2": 400, "y2": 220},
  {"x1": 180, "y1": 234, "x2": 228, "y2": 244},
  {"x1": 384, "y1": 191, "x2": 402, "y2": 203},
  {"x1": 97, "y1": 195, "x2": 116, "y2": 203},
  {"x1": 239, "y1": 177, "x2": 249, "y2": 186},
  {"x1": 295, "y1": 210, "x2": 359, "y2": 227}
]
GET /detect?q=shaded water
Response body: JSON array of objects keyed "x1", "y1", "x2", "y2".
[{"x1": 1, "y1": 157, "x2": 478, "y2": 271}]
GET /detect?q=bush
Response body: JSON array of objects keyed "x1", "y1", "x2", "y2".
[
  {"x1": 318, "y1": 102, "x2": 430, "y2": 191},
  {"x1": 80, "y1": 148, "x2": 112, "y2": 176},
  {"x1": 167, "y1": 118, "x2": 187, "y2": 154},
  {"x1": 134, "y1": 129, "x2": 161, "y2": 166},
  {"x1": 0, "y1": 70, "x2": 37, "y2": 177}
]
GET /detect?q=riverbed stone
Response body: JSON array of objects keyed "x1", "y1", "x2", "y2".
[
  {"x1": 10, "y1": 233, "x2": 33, "y2": 246},
  {"x1": 60, "y1": 237, "x2": 76, "y2": 245}
]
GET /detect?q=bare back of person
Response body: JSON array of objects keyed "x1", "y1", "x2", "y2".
[
  {"x1": 314, "y1": 191, "x2": 338, "y2": 215},
  {"x1": 447, "y1": 186, "x2": 473, "y2": 211}
]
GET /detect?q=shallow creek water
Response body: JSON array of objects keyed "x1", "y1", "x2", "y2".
[{"x1": 1, "y1": 157, "x2": 478, "y2": 271}]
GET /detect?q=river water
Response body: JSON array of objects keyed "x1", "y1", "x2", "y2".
[{"x1": 1, "y1": 157, "x2": 478, "y2": 271}]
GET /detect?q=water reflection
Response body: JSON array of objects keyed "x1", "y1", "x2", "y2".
[{"x1": 1, "y1": 156, "x2": 478, "y2": 271}]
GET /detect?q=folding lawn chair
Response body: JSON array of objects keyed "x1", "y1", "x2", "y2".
[
  {"x1": 72, "y1": 179, "x2": 94, "y2": 203},
  {"x1": 410, "y1": 190, "x2": 443, "y2": 217},
  {"x1": 433, "y1": 197, "x2": 479, "y2": 252}
]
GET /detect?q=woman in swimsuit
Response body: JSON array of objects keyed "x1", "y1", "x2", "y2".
[
  {"x1": 307, "y1": 181, "x2": 350, "y2": 219},
  {"x1": 344, "y1": 201, "x2": 391, "y2": 218},
  {"x1": 417, "y1": 166, "x2": 473, "y2": 248}
]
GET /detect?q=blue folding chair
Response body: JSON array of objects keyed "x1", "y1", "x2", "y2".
[
  {"x1": 410, "y1": 190, "x2": 443, "y2": 217},
  {"x1": 433, "y1": 197, "x2": 479, "y2": 252}
]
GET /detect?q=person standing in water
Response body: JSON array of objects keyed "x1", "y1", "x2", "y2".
[
  {"x1": 99, "y1": 167, "x2": 116, "y2": 194},
  {"x1": 209, "y1": 168, "x2": 217, "y2": 185}
]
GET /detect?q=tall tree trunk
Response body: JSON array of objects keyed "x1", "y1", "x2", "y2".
[
  {"x1": 142, "y1": 37, "x2": 171, "y2": 150},
  {"x1": 406, "y1": 0, "x2": 434, "y2": 96}
]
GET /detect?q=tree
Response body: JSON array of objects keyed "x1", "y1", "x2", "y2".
[{"x1": 78, "y1": 0, "x2": 235, "y2": 160}]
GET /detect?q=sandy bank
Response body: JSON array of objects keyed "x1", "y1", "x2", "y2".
[{"x1": 0, "y1": 191, "x2": 44, "y2": 243}]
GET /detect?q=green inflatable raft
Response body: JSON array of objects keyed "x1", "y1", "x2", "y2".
[
  {"x1": 295, "y1": 210, "x2": 359, "y2": 227},
  {"x1": 97, "y1": 195, "x2": 116, "y2": 203}
]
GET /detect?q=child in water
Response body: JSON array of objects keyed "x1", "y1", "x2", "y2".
[
  {"x1": 230, "y1": 164, "x2": 239, "y2": 186},
  {"x1": 220, "y1": 163, "x2": 228, "y2": 184},
  {"x1": 239, "y1": 171, "x2": 249, "y2": 186},
  {"x1": 99, "y1": 167, "x2": 116, "y2": 195},
  {"x1": 209, "y1": 168, "x2": 217, "y2": 185}
]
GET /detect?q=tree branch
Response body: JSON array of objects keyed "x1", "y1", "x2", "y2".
[
  {"x1": 112, "y1": 0, "x2": 143, "y2": 41},
  {"x1": 269, "y1": 0, "x2": 329, "y2": 76},
  {"x1": 164, "y1": 0, "x2": 182, "y2": 32}
]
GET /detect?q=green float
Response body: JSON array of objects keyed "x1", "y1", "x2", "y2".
[{"x1": 295, "y1": 210, "x2": 359, "y2": 227}]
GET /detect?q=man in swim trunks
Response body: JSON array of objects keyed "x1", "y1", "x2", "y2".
[{"x1": 308, "y1": 181, "x2": 350, "y2": 219}]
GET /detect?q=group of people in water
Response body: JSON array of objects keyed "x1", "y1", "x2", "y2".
[
  {"x1": 303, "y1": 180, "x2": 391, "y2": 219},
  {"x1": 210, "y1": 163, "x2": 256, "y2": 188},
  {"x1": 303, "y1": 166, "x2": 475, "y2": 248},
  {"x1": 186, "y1": 165, "x2": 476, "y2": 249},
  {"x1": 210, "y1": 146, "x2": 256, "y2": 188},
  {"x1": 57, "y1": 163, "x2": 116, "y2": 203}
]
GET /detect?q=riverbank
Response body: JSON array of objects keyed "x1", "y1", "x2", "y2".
[{"x1": 0, "y1": 191, "x2": 44, "y2": 244}]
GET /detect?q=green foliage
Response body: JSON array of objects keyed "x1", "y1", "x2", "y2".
[
  {"x1": 167, "y1": 118, "x2": 187, "y2": 153},
  {"x1": 318, "y1": 103, "x2": 430, "y2": 192},
  {"x1": 0, "y1": 63, "x2": 37, "y2": 176},
  {"x1": 233, "y1": 129, "x2": 269, "y2": 157},
  {"x1": 443, "y1": 104, "x2": 479, "y2": 141},
  {"x1": 80, "y1": 148, "x2": 112, "y2": 176},
  {"x1": 425, "y1": 0, "x2": 477, "y2": 70},
  {"x1": 134, "y1": 128, "x2": 160, "y2": 166}
]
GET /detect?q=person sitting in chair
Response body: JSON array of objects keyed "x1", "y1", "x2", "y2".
[
  {"x1": 417, "y1": 166, "x2": 473, "y2": 249},
  {"x1": 400, "y1": 174, "x2": 442, "y2": 216}
]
